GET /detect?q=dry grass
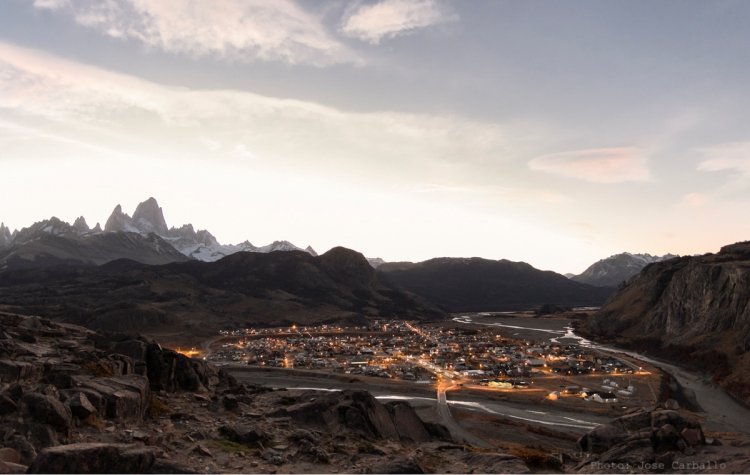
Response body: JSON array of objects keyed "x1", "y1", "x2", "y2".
[
  {"x1": 82, "y1": 361, "x2": 115, "y2": 378},
  {"x1": 82, "y1": 413, "x2": 106, "y2": 429},
  {"x1": 147, "y1": 395, "x2": 171, "y2": 419},
  {"x1": 210, "y1": 439, "x2": 249, "y2": 454},
  {"x1": 507, "y1": 445, "x2": 560, "y2": 470}
]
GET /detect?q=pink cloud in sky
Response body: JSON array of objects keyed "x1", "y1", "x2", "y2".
[{"x1": 528, "y1": 147, "x2": 651, "y2": 183}]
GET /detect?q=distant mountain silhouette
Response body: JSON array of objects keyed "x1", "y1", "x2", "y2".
[
  {"x1": 0, "y1": 247, "x2": 445, "y2": 340},
  {"x1": 378, "y1": 257, "x2": 613, "y2": 311},
  {"x1": 571, "y1": 252, "x2": 678, "y2": 287}
]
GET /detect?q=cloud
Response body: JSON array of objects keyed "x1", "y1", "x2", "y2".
[
  {"x1": 0, "y1": 41, "x2": 507, "y2": 186},
  {"x1": 680, "y1": 192, "x2": 708, "y2": 207},
  {"x1": 528, "y1": 147, "x2": 652, "y2": 183},
  {"x1": 32, "y1": 0, "x2": 358, "y2": 66},
  {"x1": 697, "y1": 142, "x2": 750, "y2": 176},
  {"x1": 32, "y1": 0, "x2": 70, "y2": 10},
  {"x1": 340, "y1": 0, "x2": 454, "y2": 44}
]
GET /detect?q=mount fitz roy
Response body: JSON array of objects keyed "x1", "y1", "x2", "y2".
[
  {"x1": 103, "y1": 197, "x2": 316, "y2": 261},
  {"x1": 0, "y1": 197, "x2": 316, "y2": 269}
]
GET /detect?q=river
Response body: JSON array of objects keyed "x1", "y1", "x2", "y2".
[{"x1": 452, "y1": 314, "x2": 750, "y2": 434}]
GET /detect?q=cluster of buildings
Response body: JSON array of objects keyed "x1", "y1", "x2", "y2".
[{"x1": 207, "y1": 320, "x2": 640, "y2": 396}]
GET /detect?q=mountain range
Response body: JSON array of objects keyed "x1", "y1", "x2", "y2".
[
  {"x1": 569, "y1": 252, "x2": 678, "y2": 287},
  {"x1": 0, "y1": 246, "x2": 444, "y2": 342},
  {"x1": 377, "y1": 257, "x2": 614, "y2": 311},
  {"x1": 0, "y1": 197, "x2": 316, "y2": 271}
]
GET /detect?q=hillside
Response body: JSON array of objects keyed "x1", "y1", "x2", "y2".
[
  {"x1": 0, "y1": 247, "x2": 444, "y2": 343},
  {"x1": 585, "y1": 241, "x2": 750, "y2": 405},
  {"x1": 377, "y1": 257, "x2": 614, "y2": 312}
]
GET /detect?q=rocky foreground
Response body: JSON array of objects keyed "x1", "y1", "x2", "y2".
[
  {"x1": 0, "y1": 312, "x2": 529, "y2": 473},
  {"x1": 2, "y1": 311, "x2": 749, "y2": 474},
  {"x1": 573, "y1": 404, "x2": 750, "y2": 473}
]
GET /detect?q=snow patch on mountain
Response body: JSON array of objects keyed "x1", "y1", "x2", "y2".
[{"x1": 572, "y1": 252, "x2": 678, "y2": 287}]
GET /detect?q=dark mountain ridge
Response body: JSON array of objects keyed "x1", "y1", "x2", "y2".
[
  {"x1": 378, "y1": 257, "x2": 614, "y2": 312},
  {"x1": 584, "y1": 240, "x2": 750, "y2": 405},
  {"x1": 0, "y1": 247, "x2": 444, "y2": 342}
]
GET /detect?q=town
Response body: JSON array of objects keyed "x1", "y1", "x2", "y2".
[{"x1": 191, "y1": 319, "x2": 657, "y2": 408}]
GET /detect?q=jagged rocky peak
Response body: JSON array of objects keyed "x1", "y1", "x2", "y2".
[
  {"x1": 0, "y1": 222, "x2": 12, "y2": 247},
  {"x1": 195, "y1": 229, "x2": 218, "y2": 246},
  {"x1": 104, "y1": 204, "x2": 135, "y2": 233},
  {"x1": 92, "y1": 222, "x2": 102, "y2": 232},
  {"x1": 169, "y1": 223, "x2": 196, "y2": 239},
  {"x1": 72, "y1": 216, "x2": 90, "y2": 232},
  {"x1": 132, "y1": 197, "x2": 169, "y2": 235},
  {"x1": 305, "y1": 245, "x2": 318, "y2": 256}
]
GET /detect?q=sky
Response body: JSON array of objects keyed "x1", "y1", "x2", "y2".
[{"x1": 2, "y1": 0, "x2": 750, "y2": 274}]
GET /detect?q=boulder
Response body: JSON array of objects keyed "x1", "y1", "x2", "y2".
[
  {"x1": 281, "y1": 390, "x2": 401, "y2": 440},
  {"x1": 146, "y1": 345, "x2": 208, "y2": 392},
  {"x1": 60, "y1": 388, "x2": 106, "y2": 417},
  {"x1": 66, "y1": 392, "x2": 97, "y2": 419},
  {"x1": 680, "y1": 427, "x2": 704, "y2": 447},
  {"x1": 650, "y1": 410, "x2": 700, "y2": 432},
  {"x1": 613, "y1": 409, "x2": 651, "y2": 431},
  {"x1": 384, "y1": 401, "x2": 431, "y2": 443},
  {"x1": 27, "y1": 443, "x2": 158, "y2": 474},
  {"x1": 79, "y1": 375, "x2": 149, "y2": 421},
  {"x1": 20, "y1": 393, "x2": 72, "y2": 433},
  {"x1": 577, "y1": 424, "x2": 628, "y2": 454},
  {"x1": 663, "y1": 398, "x2": 680, "y2": 410}
]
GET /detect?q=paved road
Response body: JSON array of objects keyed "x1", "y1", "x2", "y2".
[
  {"x1": 593, "y1": 344, "x2": 750, "y2": 434},
  {"x1": 436, "y1": 383, "x2": 492, "y2": 448},
  {"x1": 227, "y1": 367, "x2": 606, "y2": 438}
]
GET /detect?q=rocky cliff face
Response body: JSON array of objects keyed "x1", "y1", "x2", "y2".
[{"x1": 586, "y1": 241, "x2": 750, "y2": 404}]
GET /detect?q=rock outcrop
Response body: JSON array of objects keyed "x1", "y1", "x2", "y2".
[
  {"x1": 570, "y1": 404, "x2": 750, "y2": 473},
  {"x1": 585, "y1": 241, "x2": 750, "y2": 404},
  {"x1": 272, "y1": 390, "x2": 435, "y2": 444},
  {"x1": 0, "y1": 311, "x2": 235, "y2": 472}
]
